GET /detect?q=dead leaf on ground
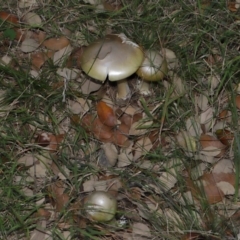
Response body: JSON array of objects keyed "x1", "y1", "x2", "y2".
[
  {"x1": 176, "y1": 130, "x2": 197, "y2": 152},
  {"x1": 68, "y1": 98, "x2": 91, "y2": 115},
  {"x1": 97, "y1": 101, "x2": 118, "y2": 127},
  {"x1": 48, "y1": 180, "x2": 70, "y2": 212},
  {"x1": 99, "y1": 142, "x2": 118, "y2": 167},
  {"x1": 132, "y1": 222, "x2": 152, "y2": 238},
  {"x1": 43, "y1": 36, "x2": 70, "y2": 50},
  {"x1": 133, "y1": 136, "x2": 153, "y2": 161},
  {"x1": 21, "y1": 38, "x2": 40, "y2": 53},
  {"x1": 200, "y1": 133, "x2": 226, "y2": 157},
  {"x1": 53, "y1": 45, "x2": 73, "y2": 66},
  {"x1": 22, "y1": 12, "x2": 42, "y2": 26}
]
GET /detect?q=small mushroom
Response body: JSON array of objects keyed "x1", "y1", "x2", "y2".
[
  {"x1": 80, "y1": 33, "x2": 144, "y2": 100},
  {"x1": 84, "y1": 191, "x2": 117, "y2": 222},
  {"x1": 136, "y1": 50, "x2": 168, "y2": 96}
]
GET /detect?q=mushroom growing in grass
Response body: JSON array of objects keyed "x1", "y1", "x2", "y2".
[
  {"x1": 136, "y1": 50, "x2": 168, "y2": 95},
  {"x1": 80, "y1": 33, "x2": 144, "y2": 100}
]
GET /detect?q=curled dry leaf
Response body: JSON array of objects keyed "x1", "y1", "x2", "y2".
[
  {"x1": 196, "y1": 93, "x2": 208, "y2": 111},
  {"x1": 111, "y1": 127, "x2": 131, "y2": 148},
  {"x1": 22, "y1": 12, "x2": 42, "y2": 26},
  {"x1": 80, "y1": 78, "x2": 102, "y2": 95},
  {"x1": 176, "y1": 130, "x2": 197, "y2": 152},
  {"x1": 100, "y1": 142, "x2": 118, "y2": 167},
  {"x1": 132, "y1": 222, "x2": 152, "y2": 238},
  {"x1": 200, "y1": 107, "x2": 215, "y2": 132},
  {"x1": 66, "y1": 46, "x2": 85, "y2": 68},
  {"x1": 133, "y1": 136, "x2": 153, "y2": 161},
  {"x1": 200, "y1": 133, "x2": 226, "y2": 157},
  {"x1": 57, "y1": 68, "x2": 80, "y2": 80},
  {"x1": 212, "y1": 158, "x2": 234, "y2": 174},
  {"x1": 21, "y1": 38, "x2": 39, "y2": 53},
  {"x1": 93, "y1": 118, "x2": 113, "y2": 142},
  {"x1": 53, "y1": 45, "x2": 73, "y2": 66},
  {"x1": 0, "y1": 11, "x2": 19, "y2": 24},
  {"x1": 97, "y1": 101, "x2": 118, "y2": 127},
  {"x1": 186, "y1": 116, "x2": 202, "y2": 137},
  {"x1": 1, "y1": 55, "x2": 12, "y2": 66},
  {"x1": 43, "y1": 36, "x2": 70, "y2": 50},
  {"x1": 48, "y1": 180, "x2": 69, "y2": 212},
  {"x1": 117, "y1": 142, "x2": 134, "y2": 167},
  {"x1": 19, "y1": 0, "x2": 39, "y2": 8},
  {"x1": 236, "y1": 95, "x2": 240, "y2": 109},
  {"x1": 31, "y1": 51, "x2": 54, "y2": 70},
  {"x1": 68, "y1": 98, "x2": 91, "y2": 115},
  {"x1": 215, "y1": 129, "x2": 234, "y2": 146}
]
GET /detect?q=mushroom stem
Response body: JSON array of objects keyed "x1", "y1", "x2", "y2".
[
  {"x1": 137, "y1": 80, "x2": 151, "y2": 96},
  {"x1": 116, "y1": 79, "x2": 131, "y2": 100}
]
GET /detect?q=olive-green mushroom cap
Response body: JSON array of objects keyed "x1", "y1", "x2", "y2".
[
  {"x1": 136, "y1": 50, "x2": 168, "y2": 82},
  {"x1": 80, "y1": 34, "x2": 144, "y2": 82}
]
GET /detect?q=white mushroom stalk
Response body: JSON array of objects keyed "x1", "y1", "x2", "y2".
[
  {"x1": 136, "y1": 50, "x2": 168, "y2": 96},
  {"x1": 80, "y1": 33, "x2": 144, "y2": 100}
]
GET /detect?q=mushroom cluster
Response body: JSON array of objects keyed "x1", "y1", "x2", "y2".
[
  {"x1": 80, "y1": 33, "x2": 178, "y2": 99},
  {"x1": 80, "y1": 33, "x2": 144, "y2": 100}
]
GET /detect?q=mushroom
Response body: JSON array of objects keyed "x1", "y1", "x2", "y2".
[
  {"x1": 80, "y1": 33, "x2": 144, "y2": 100},
  {"x1": 136, "y1": 50, "x2": 168, "y2": 96},
  {"x1": 84, "y1": 191, "x2": 117, "y2": 222}
]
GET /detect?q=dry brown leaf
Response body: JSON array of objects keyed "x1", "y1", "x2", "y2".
[
  {"x1": 132, "y1": 222, "x2": 152, "y2": 238},
  {"x1": 17, "y1": 153, "x2": 38, "y2": 166},
  {"x1": 216, "y1": 181, "x2": 235, "y2": 195},
  {"x1": 56, "y1": 68, "x2": 80, "y2": 80},
  {"x1": 186, "y1": 116, "x2": 202, "y2": 137},
  {"x1": 79, "y1": 78, "x2": 102, "y2": 95},
  {"x1": 53, "y1": 45, "x2": 73, "y2": 66},
  {"x1": 200, "y1": 133, "x2": 226, "y2": 157},
  {"x1": 117, "y1": 142, "x2": 134, "y2": 167},
  {"x1": 200, "y1": 107, "x2": 215, "y2": 131},
  {"x1": 133, "y1": 136, "x2": 153, "y2": 161},
  {"x1": 31, "y1": 51, "x2": 54, "y2": 70},
  {"x1": 0, "y1": 11, "x2": 19, "y2": 24},
  {"x1": 97, "y1": 101, "x2": 118, "y2": 127},
  {"x1": 21, "y1": 38, "x2": 39, "y2": 53},
  {"x1": 49, "y1": 180, "x2": 69, "y2": 212},
  {"x1": 68, "y1": 98, "x2": 91, "y2": 115},
  {"x1": 196, "y1": 93, "x2": 209, "y2": 111},
  {"x1": 158, "y1": 170, "x2": 178, "y2": 191},
  {"x1": 190, "y1": 163, "x2": 207, "y2": 180},
  {"x1": 212, "y1": 159, "x2": 234, "y2": 174},
  {"x1": 30, "y1": 220, "x2": 48, "y2": 240},
  {"x1": 43, "y1": 36, "x2": 70, "y2": 50},
  {"x1": 22, "y1": 12, "x2": 42, "y2": 26},
  {"x1": 1, "y1": 55, "x2": 12, "y2": 66},
  {"x1": 215, "y1": 129, "x2": 234, "y2": 146},
  {"x1": 129, "y1": 119, "x2": 153, "y2": 136},
  {"x1": 19, "y1": 0, "x2": 39, "y2": 8},
  {"x1": 176, "y1": 130, "x2": 197, "y2": 152},
  {"x1": 100, "y1": 142, "x2": 118, "y2": 167}
]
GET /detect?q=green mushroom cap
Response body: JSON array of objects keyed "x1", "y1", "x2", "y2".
[
  {"x1": 136, "y1": 50, "x2": 168, "y2": 82},
  {"x1": 80, "y1": 33, "x2": 144, "y2": 82}
]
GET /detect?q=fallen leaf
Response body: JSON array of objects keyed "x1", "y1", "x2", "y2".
[
  {"x1": 0, "y1": 11, "x2": 19, "y2": 24},
  {"x1": 99, "y1": 143, "x2": 118, "y2": 167},
  {"x1": 21, "y1": 38, "x2": 39, "y2": 53},
  {"x1": 176, "y1": 131, "x2": 197, "y2": 152},
  {"x1": 132, "y1": 222, "x2": 152, "y2": 238},
  {"x1": 97, "y1": 101, "x2": 118, "y2": 127},
  {"x1": 133, "y1": 136, "x2": 153, "y2": 161},
  {"x1": 53, "y1": 45, "x2": 73, "y2": 66},
  {"x1": 43, "y1": 36, "x2": 70, "y2": 50},
  {"x1": 22, "y1": 12, "x2": 42, "y2": 26},
  {"x1": 200, "y1": 133, "x2": 226, "y2": 157},
  {"x1": 79, "y1": 78, "x2": 102, "y2": 95},
  {"x1": 19, "y1": 0, "x2": 39, "y2": 8},
  {"x1": 215, "y1": 129, "x2": 234, "y2": 146},
  {"x1": 68, "y1": 98, "x2": 91, "y2": 115}
]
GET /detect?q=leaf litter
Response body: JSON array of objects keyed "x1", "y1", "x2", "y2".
[{"x1": 1, "y1": 2, "x2": 240, "y2": 240}]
